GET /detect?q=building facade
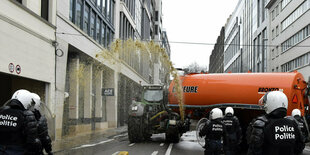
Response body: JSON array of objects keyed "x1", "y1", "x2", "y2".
[
  {"x1": 55, "y1": 0, "x2": 170, "y2": 140},
  {"x1": 224, "y1": 0, "x2": 243, "y2": 73},
  {"x1": 209, "y1": 27, "x2": 225, "y2": 73},
  {"x1": 0, "y1": 0, "x2": 57, "y2": 138},
  {"x1": 266, "y1": 0, "x2": 310, "y2": 79}
]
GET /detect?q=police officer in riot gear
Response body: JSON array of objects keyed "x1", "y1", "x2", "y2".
[
  {"x1": 199, "y1": 108, "x2": 226, "y2": 155},
  {"x1": 0, "y1": 89, "x2": 41, "y2": 155},
  {"x1": 222, "y1": 107, "x2": 242, "y2": 155},
  {"x1": 31, "y1": 93, "x2": 53, "y2": 155},
  {"x1": 286, "y1": 108, "x2": 308, "y2": 154},
  {"x1": 247, "y1": 91, "x2": 303, "y2": 155}
]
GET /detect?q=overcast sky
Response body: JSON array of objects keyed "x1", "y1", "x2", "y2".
[{"x1": 162, "y1": 0, "x2": 239, "y2": 69}]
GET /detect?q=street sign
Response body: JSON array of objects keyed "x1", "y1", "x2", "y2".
[
  {"x1": 16, "y1": 65, "x2": 21, "y2": 74},
  {"x1": 102, "y1": 88, "x2": 114, "y2": 96},
  {"x1": 8, "y1": 63, "x2": 14, "y2": 73}
]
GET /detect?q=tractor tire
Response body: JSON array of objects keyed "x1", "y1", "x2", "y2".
[
  {"x1": 166, "y1": 128, "x2": 180, "y2": 143},
  {"x1": 128, "y1": 116, "x2": 144, "y2": 143}
]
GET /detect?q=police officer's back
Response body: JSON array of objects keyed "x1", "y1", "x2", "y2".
[
  {"x1": 247, "y1": 91, "x2": 303, "y2": 155},
  {"x1": 31, "y1": 93, "x2": 53, "y2": 155},
  {"x1": 199, "y1": 108, "x2": 226, "y2": 155},
  {"x1": 286, "y1": 108, "x2": 308, "y2": 154},
  {"x1": 222, "y1": 107, "x2": 242, "y2": 155},
  {"x1": 0, "y1": 89, "x2": 41, "y2": 155}
]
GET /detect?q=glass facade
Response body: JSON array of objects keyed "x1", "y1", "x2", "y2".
[{"x1": 69, "y1": 0, "x2": 115, "y2": 48}]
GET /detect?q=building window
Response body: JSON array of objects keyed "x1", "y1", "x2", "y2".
[
  {"x1": 281, "y1": 0, "x2": 292, "y2": 10},
  {"x1": 75, "y1": 0, "x2": 82, "y2": 28},
  {"x1": 107, "y1": 0, "x2": 111, "y2": 21},
  {"x1": 111, "y1": 0, "x2": 115, "y2": 25},
  {"x1": 275, "y1": 5, "x2": 279, "y2": 16},
  {"x1": 276, "y1": 25, "x2": 279, "y2": 36},
  {"x1": 282, "y1": 0, "x2": 310, "y2": 31},
  {"x1": 69, "y1": 0, "x2": 73, "y2": 21},
  {"x1": 97, "y1": 0, "x2": 101, "y2": 9},
  {"x1": 101, "y1": 23, "x2": 106, "y2": 47},
  {"x1": 281, "y1": 25, "x2": 310, "y2": 52},
  {"x1": 90, "y1": 12, "x2": 95, "y2": 39},
  {"x1": 41, "y1": 0, "x2": 49, "y2": 21},
  {"x1": 272, "y1": 29, "x2": 275, "y2": 39},
  {"x1": 272, "y1": 10, "x2": 275, "y2": 20},
  {"x1": 102, "y1": 0, "x2": 106, "y2": 15},
  {"x1": 96, "y1": 17, "x2": 101, "y2": 42},
  {"x1": 281, "y1": 52, "x2": 310, "y2": 72},
  {"x1": 84, "y1": 5, "x2": 90, "y2": 34}
]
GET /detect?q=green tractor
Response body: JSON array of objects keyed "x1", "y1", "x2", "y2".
[{"x1": 128, "y1": 85, "x2": 190, "y2": 143}]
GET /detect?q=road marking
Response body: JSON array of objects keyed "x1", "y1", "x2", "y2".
[
  {"x1": 112, "y1": 151, "x2": 120, "y2": 155},
  {"x1": 165, "y1": 143, "x2": 173, "y2": 155},
  {"x1": 160, "y1": 143, "x2": 164, "y2": 146},
  {"x1": 113, "y1": 133, "x2": 128, "y2": 138},
  {"x1": 128, "y1": 143, "x2": 135, "y2": 146},
  {"x1": 72, "y1": 139, "x2": 114, "y2": 149},
  {"x1": 151, "y1": 151, "x2": 158, "y2": 155}
]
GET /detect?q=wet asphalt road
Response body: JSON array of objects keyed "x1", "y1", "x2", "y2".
[{"x1": 55, "y1": 131, "x2": 310, "y2": 155}]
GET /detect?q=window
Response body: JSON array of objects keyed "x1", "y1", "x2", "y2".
[
  {"x1": 75, "y1": 0, "x2": 82, "y2": 28},
  {"x1": 281, "y1": 0, "x2": 292, "y2": 10},
  {"x1": 84, "y1": 5, "x2": 90, "y2": 34},
  {"x1": 107, "y1": 0, "x2": 111, "y2": 21},
  {"x1": 101, "y1": 23, "x2": 106, "y2": 46},
  {"x1": 96, "y1": 17, "x2": 101, "y2": 42},
  {"x1": 281, "y1": 53, "x2": 310, "y2": 72},
  {"x1": 282, "y1": 0, "x2": 310, "y2": 31},
  {"x1": 69, "y1": 0, "x2": 73, "y2": 21},
  {"x1": 15, "y1": 0, "x2": 22, "y2": 3},
  {"x1": 281, "y1": 25, "x2": 310, "y2": 52},
  {"x1": 276, "y1": 25, "x2": 279, "y2": 36},
  {"x1": 272, "y1": 10, "x2": 275, "y2": 20},
  {"x1": 97, "y1": 0, "x2": 101, "y2": 9},
  {"x1": 275, "y1": 5, "x2": 279, "y2": 16},
  {"x1": 111, "y1": 0, "x2": 115, "y2": 25},
  {"x1": 102, "y1": 0, "x2": 106, "y2": 15},
  {"x1": 272, "y1": 29, "x2": 275, "y2": 39},
  {"x1": 90, "y1": 12, "x2": 95, "y2": 39},
  {"x1": 41, "y1": 0, "x2": 49, "y2": 21}
]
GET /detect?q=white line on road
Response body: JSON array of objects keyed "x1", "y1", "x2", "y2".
[
  {"x1": 128, "y1": 143, "x2": 135, "y2": 146},
  {"x1": 165, "y1": 143, "x2": 173, "y2": 155},
  {"x1": 72, "y1": 139, "x2": 114, "y2": 149},
  {"x1": 113, "y1": 133, "x2": 128, "y2": 138},
  {"x1": 112, "y1": 151, "x2": 120, "y2": 155},
  {"x1": 151, "y1": 151, "x2": 159, "y2": 155},
  {"x1": 160, "y1": 143, "x2": 164, "y2": 147}
]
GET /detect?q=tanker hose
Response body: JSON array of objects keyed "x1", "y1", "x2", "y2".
[{"x1": 150, "y1": 111, "x2": 168, "y2": 121}]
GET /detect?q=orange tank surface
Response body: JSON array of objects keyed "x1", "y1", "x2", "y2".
[{"x1": 168, "y1": 72, "x2": 309, "y2": 116}]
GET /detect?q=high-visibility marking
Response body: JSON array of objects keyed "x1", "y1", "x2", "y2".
[
  {"x1": 151, "y1": 151, "x2": 159, "y2": 155},
  {"x1": 128, "y1": 143, "x2": 135, "y2": 146},
  {"x1": 160, "y1": 143, "x2": 164, "y2": 146},
  {"x1": 292, "y1": 94, "x2": 298, "y2": 103},
  {"x1": 118, "y1": 151, "x2": 129, "y2": 155},
  {"x1": 165, "y1": 143, "x2": 173, "y2": 155},
  {"x1": 72, "y1": 139, "x2": 114, "y2": 149}
]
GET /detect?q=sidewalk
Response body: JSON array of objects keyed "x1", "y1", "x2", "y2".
[{"x1": 52, "y1": 126, "x2": 128, "y2": 153}]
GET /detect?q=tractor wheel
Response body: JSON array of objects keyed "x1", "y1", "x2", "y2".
[{"x1": 128, "y1": 116, "x2": 144, "y2": 143}]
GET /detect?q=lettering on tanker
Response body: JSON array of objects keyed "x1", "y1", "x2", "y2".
[{"x1": 183, "y1": 86, "x2": 198, "y2": 93}]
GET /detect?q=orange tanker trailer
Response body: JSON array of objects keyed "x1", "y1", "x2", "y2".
[
  {"x1": 168, "y1": 71, "x2": 310, "y2": 149},
  {"x1": 168, "y1": 72, "x2": 310, "y2": 119}
]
